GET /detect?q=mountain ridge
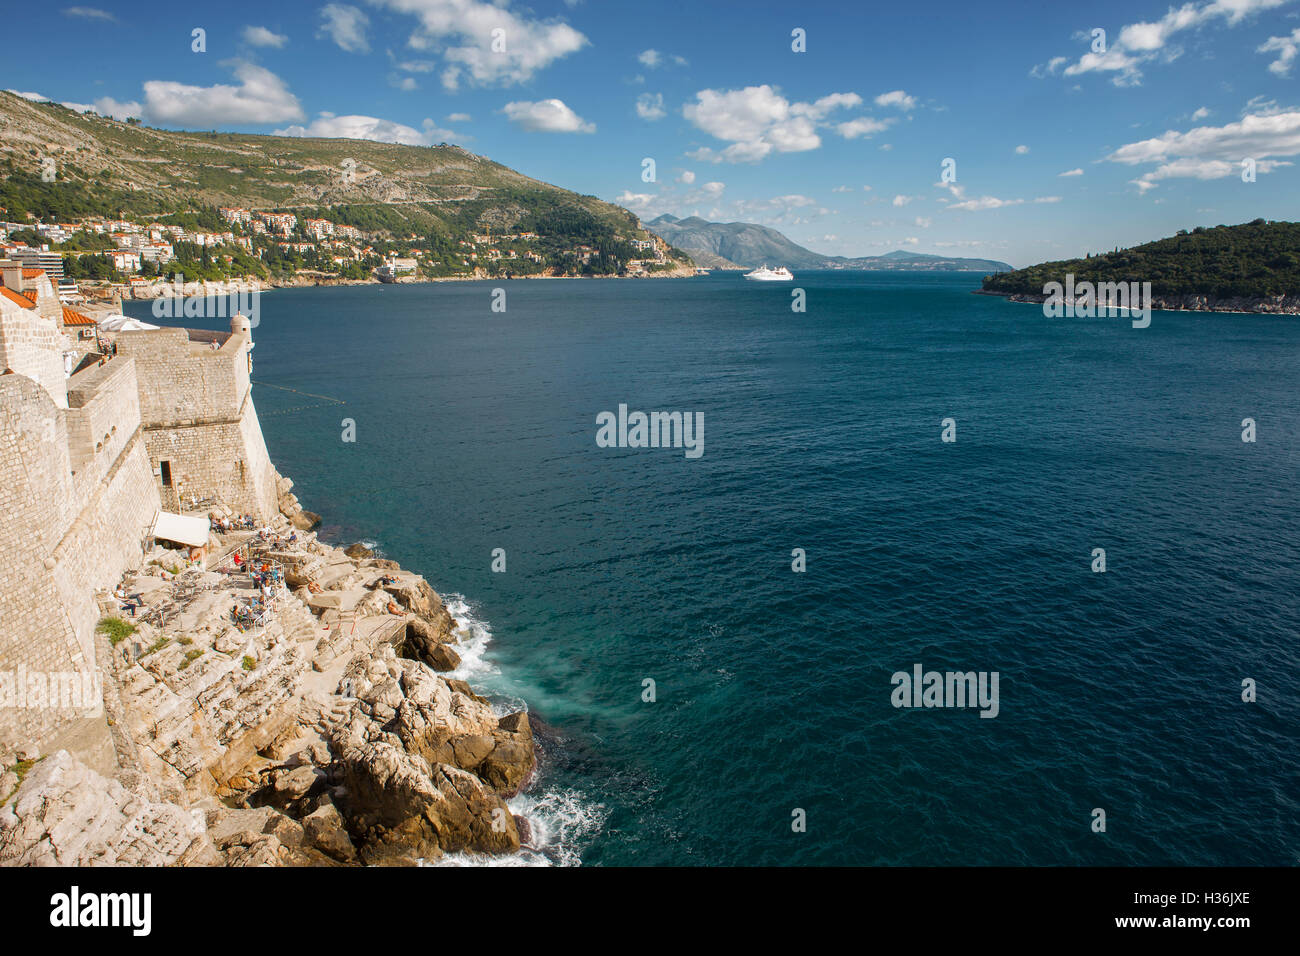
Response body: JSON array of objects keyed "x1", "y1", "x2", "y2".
[
  {"x1": 0, "y1": 90, "x2": 692, "y2": 275},
  {"x1": 646, "y1": 213, "x2": 1014, "y2": 272}
]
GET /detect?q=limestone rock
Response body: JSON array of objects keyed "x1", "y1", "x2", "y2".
[
  {"x1": 425, "y1": 643, "x2": 461, "y2": 672},
  {"x1": 0, "y1": 751, "x2": 212, "y2": 866},
  {"x1": 344, "y1": 542, "x2": 374, "y2": 559},
  {"x1": 334, "y1": 738, "x2": 518, "y2": 858},
  {"x1": 303, "y1": 802, "x2": 358, "y2": 863},
  {"x1": 290, "y1": 510, "x2": 321, "y2": 531},
  {"x1": 267, "y1": 764, "x2": 325, "y2": 812},
  {"x1": 206, "y1": 805, "x2": 332, "y2": 865},
  {"x1": 399, "y1": 618, "x2": 461, "y2": 673}
]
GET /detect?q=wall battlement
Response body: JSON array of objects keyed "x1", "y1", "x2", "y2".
[{"x1": 0, "y1": 296, "x2": 283, "y2": 758}]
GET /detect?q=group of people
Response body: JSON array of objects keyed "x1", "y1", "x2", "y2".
[
  {"x1": 255, "y1": 527, "x2": 297, "y2": 545},
  {"x1": 211, "y1": 514, "x2": 258, "y2": 533},
  {"x1": 229, "y1": 600, "x2": 265, "y2": 629},
  {"x1": 251, "y1": 562, "x2": 283, "y2": 590}
]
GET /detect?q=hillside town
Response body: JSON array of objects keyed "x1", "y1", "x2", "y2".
[{"x1": 0, "y1": 205, "x2": 681, "y2": 304}]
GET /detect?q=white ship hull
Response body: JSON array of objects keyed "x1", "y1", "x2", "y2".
[{"x1": 744, "y1": 265, "x2": 793, "y2": 281}]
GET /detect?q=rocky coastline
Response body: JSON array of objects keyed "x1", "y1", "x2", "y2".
[
  {"x1": 94, "y1": 264, "x2": 697, "y2": 302},
  {"x1": 975, "y1": 288, "x2": 1300, "y2": 315},
  {"x1": 0, "y1": 481, "x2": 536, "y2": 867}
]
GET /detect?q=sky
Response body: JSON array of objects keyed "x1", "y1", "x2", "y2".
[{"x1": 5, "y1": 0, "x2": 1300, "y2": 267}]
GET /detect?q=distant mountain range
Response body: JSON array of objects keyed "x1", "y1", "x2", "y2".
[{"x1": 646, "y1": 214, "x2": 1013, "y2": 272}]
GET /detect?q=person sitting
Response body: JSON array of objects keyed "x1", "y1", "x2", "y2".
[{"x1": 114, "y1": 586, "x2": 142, "y2": 617}]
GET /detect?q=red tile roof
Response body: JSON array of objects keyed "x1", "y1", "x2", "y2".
[
  {"x1": 21, "y1": 268, "x2": 44, "y2": 279},
  {"x1": 61, "y1": 306, "x2": 95, "y2": 326},
  {"x1": 1, "y1": 287, "x2": 36, "y2": 309}
]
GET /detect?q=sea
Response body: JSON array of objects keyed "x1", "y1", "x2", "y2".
[{"x1": 127, "y1": 272, "x2": 1300, "y2": 866}]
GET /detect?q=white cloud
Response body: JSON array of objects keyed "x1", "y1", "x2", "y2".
[
  {"x1": 243, "y1": 25, "x2": 288, "y2": 48},
  {"x1": 1107, "y1": 107, "x2": 1300, "y2": 191},
  {"x1": 9, "y1": 89, "x2": 141, "y2": 121},
  {"x1": 63, "y1": 6, "x2": 115, "y2": 21},
  {"x1": 949, "y1": 195, "x2": 1025, "y2": 211},
  {"x1": 677, "y1": 170, "x2": 696, "y2": 184},
  {"x1": 831, "y1": 185, "x2": 852, "y2": 192},
  {"x1": 275, "y1": 113, "x2": 461, "y2": 145},
  {"x1": 1259, "y1": 27, "x2": 1300, "y2": 76},
  {"x1": 317, "y1": 4, "x2": 370, "y2": 54},
  {"x1": 615, "y1": 190, "x2": 656, "y2": 212},
  {"x1": 621, "y1": 183, "x2": 837, "y2": 226},
  {"x1": 93, "y1": 96, "x2": 142, "y2": 121},
  {"x1": 891, "y1": 194, "x2": 914, "y2": 207},
  {"x1": 638, "y1": 49, "x2": 686, "y2": 68},
  {"x1": 1033, "y1": 196, "x2": 1062, "y2": 203},
  {"x1": 374, "y1": 0, "x2": 587, "y2": 90},
  {"x1": 1191, "y1": 106, "x2": 1211, "y2": 120},
  {"x1": 874, "y1": 90, "x2": 917, "y2": 111},
  {"x1": 1037, "y1": 0, "x2": 1288, "y2": 86},
  {"x1": 1058, "y1": 167, "x2": 1084, "y2": 176},
  {"x1": 447, "y1": 112, "x2": 471, "y2": 122},
  {"x1": 143, "y1": 62, "x2": 304, "y2": 125},
  {"x1": 1014, "y1": 144, "x2": 1030, "y2": 154},
  {"x1": 1030, "y1": 56, "x2": 1068, "y2": 78},
  {"x1": 636, "y1": 92, "x2": 666, "y2": 121},
  {"x1": 1130, "y1": 156, "x2": 1291, "y2": 192},
  {"x1": 914, "y1": 216, "x2": 932, "y2": 227},
  {"x1": 837, "y1": 117, "x2": 893, "y2": 139},
  {"x1": 683, "y1": 85, "x2": 865, "y2": 162},
  {"x1": 731, "y1": 194, "x2": 817, "y2": 217},
  {"x1": 502, "y1": 98, "x2": 594, "y2": 133}
]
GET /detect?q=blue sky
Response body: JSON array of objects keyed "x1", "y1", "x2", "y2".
[{"x1": 6, "y1": 0, "x2": 1300, "y2": 266}]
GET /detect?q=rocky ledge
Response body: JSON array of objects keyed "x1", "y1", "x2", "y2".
[
  {"x1": 0, "y1": 480, "x2": 535, "y2": 867},
  {"x1": 976, "y1": 288, "x2": 1300, "y2": 315}
]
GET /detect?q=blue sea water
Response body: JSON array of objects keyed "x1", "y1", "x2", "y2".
[{"x1": 129, "y1": 273, "x2": 1300, "y2": 866}]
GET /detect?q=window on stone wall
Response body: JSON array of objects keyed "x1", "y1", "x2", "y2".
[{"x1": 161, "y1": 460, "x2": 172, "y2": 488}]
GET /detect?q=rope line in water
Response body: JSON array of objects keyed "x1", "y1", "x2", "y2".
[{"x1": 252, "y1": 380, "x2": 347, "y2": 416}]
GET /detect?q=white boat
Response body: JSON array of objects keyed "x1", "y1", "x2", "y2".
[{"x1": 744, "y1": 265, "x2": 794, "y2": 281}]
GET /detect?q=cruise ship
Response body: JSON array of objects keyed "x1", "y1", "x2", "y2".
[{"x1": 744, "y1": 265, "x2": 794, "y2": 281}]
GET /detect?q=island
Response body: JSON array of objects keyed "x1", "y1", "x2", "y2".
[{"x1": 978, "y1": 219, "x2": 1300, "y2": 314}]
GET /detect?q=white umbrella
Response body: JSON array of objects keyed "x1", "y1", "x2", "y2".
[{"x1": 98, "y1": 314, "x2": 160, "y2": 331}]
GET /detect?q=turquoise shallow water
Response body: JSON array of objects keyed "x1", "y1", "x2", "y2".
[{"x1": 130, "y1": 273, "x2": 1300, "y2": 866}]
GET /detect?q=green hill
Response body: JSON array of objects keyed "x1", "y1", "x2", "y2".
[
  {"x1": 0, "y1": 90, "x2": 691, "y2": 276},
  {"x1": 982, "y1": 220, "x2": 1300, "y2": 300}
]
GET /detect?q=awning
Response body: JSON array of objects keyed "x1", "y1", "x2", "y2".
[
  {"x1": 151, "y1": 511, "x2": 209, "y2": 548},
  {"x1": 99, "y1": 314, "x2": 160, "y2": 332}
]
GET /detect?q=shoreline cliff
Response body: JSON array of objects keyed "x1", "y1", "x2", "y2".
[
  {"x1": 1, "y1": 484, "x2": 540, "y2": 867},
  {"x1": 89, "y1": 265, "x2": 698, "y2": 303},
  {"x1": 974, "y1": 288, "x2": 1300, "y2": 315}
]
